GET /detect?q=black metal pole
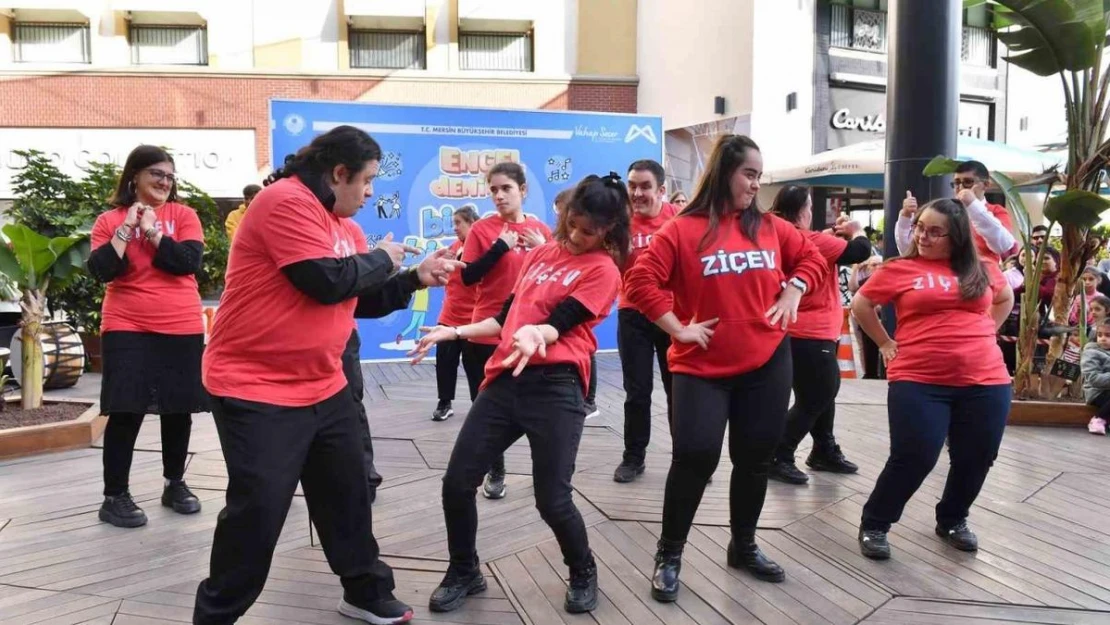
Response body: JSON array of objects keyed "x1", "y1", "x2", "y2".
[{"x1": 883, "y1": 0, "x2": 961, "y2": 334}]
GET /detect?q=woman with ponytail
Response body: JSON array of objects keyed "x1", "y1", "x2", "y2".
[{"x1": 410, "y1": 173, "x2": 631, "y2": 616}]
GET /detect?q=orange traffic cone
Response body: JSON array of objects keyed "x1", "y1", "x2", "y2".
[{"x1": 838, "y1": 309, "x2": 857, "y2": 379}]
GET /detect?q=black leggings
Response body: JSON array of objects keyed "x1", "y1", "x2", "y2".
[
  {"x1": 103, "y1": 413, "x2": 192, "y2": 496},
  {"x1": 661, "y1": 339, "x2": 792, "y2": 544},
  {"x1": 462, "y1": 341, "x2": 505, "y2": 475},
  {"x1": 774, "y1": 338, "x2": 840, "y2": 462},
  {"x1": 441, "y1": 365, "x2": 590, "y2": 571}
]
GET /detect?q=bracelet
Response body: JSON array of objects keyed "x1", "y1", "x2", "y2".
[{"x1": 115, "y1": 226, "x2": 133, "y2": 242}]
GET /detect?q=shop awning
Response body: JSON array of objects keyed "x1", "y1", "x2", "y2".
[{"x1": 763, "y1": 137, "x2": 1064, "y2": 189}]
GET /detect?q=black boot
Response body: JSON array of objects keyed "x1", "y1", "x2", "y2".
[
  {"x1": 99, "y1": 491, "x2": 147, "y2": 528},
  {"x1": 727, "y1": 534, "x2": 785, "y2": 583},
  {"x1": 564, "y1": 556, "x2": 598, "y2": 613},
  {"x1": 806, "y1": 443, "x2": 859, "y2": 474},
  {"x1": 161, "y1": 479, "x2": 201, "y2": 514},
  {"x1": 429, "y1": 565, "x2": 487, "y2": 613},
  {"x1": 651, "y1": 539, "x2": 684, "y2": 602}
]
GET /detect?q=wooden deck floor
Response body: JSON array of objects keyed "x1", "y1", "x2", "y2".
[{"x1": 2, "y1": 354, "x2": 1109, "y2": 624}]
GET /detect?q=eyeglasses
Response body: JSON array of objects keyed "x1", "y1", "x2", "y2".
[
  {"x1": 949, "y1": 178, "x2": 978, "y2": 190},
  {"x1": 145, "y1": 169, "x2": 177, "y2": 184},
  {"x1": 913, "y1": 224, "x2": 950, "y2": 240}
]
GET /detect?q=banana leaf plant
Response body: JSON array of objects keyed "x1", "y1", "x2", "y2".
[
  {"x1": 966, "y1": 0, "x2": 1110, "y2": 382},
  {"x1": 0, "y1": 225, "x2": 89, "y2": 409}
]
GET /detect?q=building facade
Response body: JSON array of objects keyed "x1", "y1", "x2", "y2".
[
  {"x1": 0, "y1": 0, "x2": 639, "y2": 199},
  {"x1": 640, "y1": 0, "x2": 1008, "y2": 195}
]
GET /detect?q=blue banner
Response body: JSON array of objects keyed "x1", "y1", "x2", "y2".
[{"x1": 270, "y1": 100, "x2": 664, "y2": 361}]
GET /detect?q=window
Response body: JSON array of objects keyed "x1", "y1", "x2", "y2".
[
  {"x1": 830, "y1": 4, "x2": 887, "y2": 53},
  {"x1": 130, "y1": 26, "x2": 208, "y2": 65},
  {"x1": 460, "y1": 32, "x2": 532, "y2": 71},
  {"x1": 349, "y1": 29, "x2": 426, "y2": 69},
  {"x1": 13, "y1": 22, "x2": 90, "y2": 63}
]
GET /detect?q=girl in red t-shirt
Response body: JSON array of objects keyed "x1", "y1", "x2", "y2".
[
  {"x1": 409, "y1": 174, "x2": 630, "y2": 616},
  {"x1": 851, "y1": 197, "x2": 1014, "y2": 561},
  {"x1": 623, "y1": 135, "x2": 826, "y2": 601},
  {"x1": 87, "y1": 145, "x2": 207, "y2": 530},
  {"x1": 767, "y1": 185, "x2": 873, "y2": 485},
  {"x1": 431, "y1": 205, "x2": 480, "y2": 421},
  {"x1": 459, "y1": 162, "x2": 552, "y2": 499}
]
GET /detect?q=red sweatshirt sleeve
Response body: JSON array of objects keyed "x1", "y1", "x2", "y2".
[
  {"x1": 772, "y1": 216, "x2": 825, "y2": 290},
  {"x1": 623, "y1": 221, "x2": 678, "y2": 322}
]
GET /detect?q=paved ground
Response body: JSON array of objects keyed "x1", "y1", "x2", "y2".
[{"x1": 1, "y1": 354, "x2": 1109, "y2": 624}]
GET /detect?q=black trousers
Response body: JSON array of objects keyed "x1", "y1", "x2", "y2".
[
  {"x1": 774, "y1": 338, "x2": 840, "y2": 462},
  {"x1": 461, "y1": 341, "x2": 505, "y2": 475},
  {"x1": 343, "y1": 331, "x2": 381, "y2": 491},
  {"x1": 194, "y1": 390, "x2": 394, "y2": 625},
  {"x1": 441, "y1": 365, "x2": 590, "y2": 571},
  {"x1": 103, "y1": 413, "x2": 191, "y2": 496},
  {"x1": 861, "y1": 381, "x2": 1011, "y2": 532},
  {"x1": 1092, "y1": 390, "x2": 1110, "y2": 419},
  {"x1": 436, "y1": 338, "x2": 464, "y2": 402},
  {"x1": 617, "y1": 308, "x2": 674, "y2": 464},
  {"x1": 586, "y1": 352, "x2": 598, "y2": 404},
  {"x1": 661, "y1": 339, "x2": 792, "y2": 544}
]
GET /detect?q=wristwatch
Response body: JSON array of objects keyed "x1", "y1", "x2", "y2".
[
  {"x1": 786, "y1": 277, "x2": 808, "y2": 294},
  {"x1": 452, "y1": 326, "x2": 463, "y2": 340}
]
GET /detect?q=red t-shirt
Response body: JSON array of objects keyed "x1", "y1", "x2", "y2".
[
  {"x1": 859, "y1": 257, "x2": 1010, "y2": 386},
  {"x1": 203, "y1": 177, "x2": 372, "y2": 407},
  {"x1": 462, "y1": 214, "x2": 552, "y2": 345},
  {"x1": 481, "y1": 241, "x2": 620, "y2": 394},
  {"x1": 789, "y1": 230, "x2": 845, "y2": 342},
  {"x1": 437, "y1": 239, "x2": 478, "y2": 328},
  {"x1": 91, "y1": 202, "x2": 204, "y2": 335},
  {"x1": 977, "y1": 202, "x2": 1014, "y2": 264},
  {"x1": 624, "y1": 212, "x2": 826, "y2": 378},
  {"x1": 619, "y1": 202, "x2": 678, "y2": 312}
]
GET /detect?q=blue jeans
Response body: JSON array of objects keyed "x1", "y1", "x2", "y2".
[{"x1": 861, "y1": 381, "x2": 1011, "y2": 532}]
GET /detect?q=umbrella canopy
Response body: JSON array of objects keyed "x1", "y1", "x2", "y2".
[{"x1": 763, "y1": 136, "x2": 1063, "y2": 189}]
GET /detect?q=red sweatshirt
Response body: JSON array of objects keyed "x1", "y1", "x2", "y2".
[
  {"x1": 624, "y1": 211, "x2": 826, "y2": 378},
  {"x1": 790, "y1": 231, "x2": 843, "y2": 342}
]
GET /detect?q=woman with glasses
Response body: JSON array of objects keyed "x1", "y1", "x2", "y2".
[
  {"x1": 851, "y1": 193, "x2": 1013, "y2": 561},
  {"x1": 87, "y1": 145, "x2": 207, "y2": 528},
  {"x1": 895, "y1": 160, "x2": 1016, "y2": 264}
]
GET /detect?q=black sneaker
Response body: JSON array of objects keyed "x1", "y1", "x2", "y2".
[
  {"x1": 99, "y1": 491, "x2": 148, "y2": 528},
  {"x1": 482, "y1": 470, "x2": 506, "y2": 499},
  {"x1": 161, "y1": 479, "x2": 201, "y2": 514},
  {"x1": 429, "y1": 568, "x2": 487, "y2": 613},
  {"x1": 564, "y1": 559, "x2": 598, "y2": 613},
  {"x1": 806, "y1": 444, "x2": 859, "y2": 474},
  {"x1": 768, "y1": 459, "x2": 809, "y2": 485},
  {"x1": 613, "y1": 460, "x2": 645, "y2": 483},
  {"x1": 935, "y1": 520, "x2": 978, "y2": 552},
  {"x1": 432, "y1": 400, "x2": 454, "y2": 422},
  {"x1": 583, "y1": 401, "x2": 600, "y2": 420},
  {"x1": 338, "y1": 593, "x2": 414, "y2": 624},
  {"x1": 858, "y1": 528, "x2": 891, "y2": 560}
]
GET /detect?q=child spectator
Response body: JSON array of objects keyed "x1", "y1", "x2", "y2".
[
  {"x1": 1089, "y1": 295, "x2": 1110, "y2": 340},
  {"x1": 1081, "y1": 318, "x2": 1110, "y2": 435}
]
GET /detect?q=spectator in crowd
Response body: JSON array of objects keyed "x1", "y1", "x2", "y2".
[
  {"x1": 1082, "y1": 318, "x2": 1110, "y2": 435},
  {"x1": 225, "y1": 184, "x2": 262, "y2": 242}
]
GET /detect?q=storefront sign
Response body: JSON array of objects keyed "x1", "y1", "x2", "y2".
[
  {"x1": 828, "y1": 87, "x2": 993, "y2": 149},
  {"x1": 0, "y1": 128, "x2": 258, "y2": 199}
]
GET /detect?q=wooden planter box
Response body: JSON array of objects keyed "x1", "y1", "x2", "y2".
[
  {"x1": 1008, "y1": 399, "x2": 1093, "y2": 427},
  {"x1": 0, "y1": 401, "x2": 103, "y2": 460}
]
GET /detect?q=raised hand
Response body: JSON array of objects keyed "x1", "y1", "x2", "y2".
[
  {"x1": 376, "y1": 232, "x2": 421, "y2": 270},
  {"x1": 416, "y1": 247, "x2": 466, "y2": 286},
  {"x1": 408, "y1": 325, "x2": 457, "y2": 364},
  {"x1": 673, "y1": 318, "x2": 718, "y2": 350},
  {"x1": 520, "y1": 227, "x2": 546, "y2": 249},
  {"x1": 901, "y1": 191, "x2": 918, "y2": 219},
  {"x1": 497, "y1": 225, "x2": 520, "y2": 250}
]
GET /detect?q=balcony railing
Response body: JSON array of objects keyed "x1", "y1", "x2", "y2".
[{"x1": 830, "y1": 4, "x2": 996, "y2": 67}]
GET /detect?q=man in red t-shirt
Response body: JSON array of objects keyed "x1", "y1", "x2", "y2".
[
  {"x1": 614, "y1": 159, "x2": 679, "y2": 483},
  {"x1": 195, "y1": 126, "x2": 461, "y2": 625}
]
